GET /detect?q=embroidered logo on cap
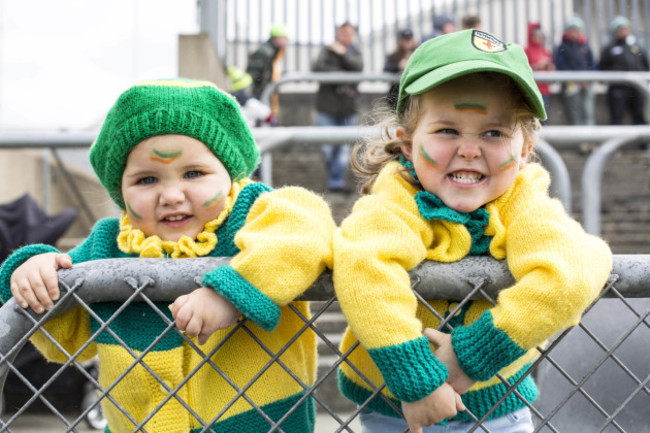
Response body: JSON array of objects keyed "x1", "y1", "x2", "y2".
[{"x1": 471, "y1": 30, "x2": 506, "y2": 53}]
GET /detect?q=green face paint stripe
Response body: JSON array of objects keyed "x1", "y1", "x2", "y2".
[
  {"x1": 454, "y1": 103, "x2": 487, "y2": 114},
  {"x1": 419, "y1": 144, "x2": 438, "y2": 165},
  {"x1": 499, "y1": 155, "x2": 517, "y2": 170},
  {"x1": 151, "y1": 148, "x2": 183, "y2": 159},
  {"x1": 203, "y1": 191, "x2": 224, "y2": 208},
  {"x1": 126, "y1": 202, "x2": 143, "y2": 220}
]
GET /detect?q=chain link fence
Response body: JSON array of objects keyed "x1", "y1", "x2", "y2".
[{"x1": 0, "y1": 256, "x2": 647, "y2": 432}]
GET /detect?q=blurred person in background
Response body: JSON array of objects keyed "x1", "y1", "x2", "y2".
[
  {"x1": 228, "y1": 66, "x2": 274, "y2": 128},
  {"x1": 384, "y1": 28, "x2": 418, "y2": 110},
  {"x1": 554, "y1": 16, "x2": 596, "y2": 125},
  {"x1": 246, "y1": 23, "x2": 288, "y2": 118},
  {"x1": 422, "y1": 13, "x2": 456, "y2": 42},
  {"x1": 461, "y1": 14, "x2": 482, "y2": 30},
  {"x1": 599, "y1": 16, "x2": 649, "y2": 125},
  {"x1": 525, "y1": 22, "x2": 555, "y2": 122},
  {"x1": 312, "y1": 22, "x2": 364, "y2": 193}
]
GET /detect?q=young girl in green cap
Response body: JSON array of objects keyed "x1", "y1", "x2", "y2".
[
  {"x1": 333, "y1": 29, "x2": 613, "y2": 432},
  {"x1": 1, "y1": 79, "x2": 335, "y2": 432}
]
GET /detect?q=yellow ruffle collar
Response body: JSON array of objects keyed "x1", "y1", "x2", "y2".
[{"x1": 117, "y1": 178, "x2": 252, "y2": 258}]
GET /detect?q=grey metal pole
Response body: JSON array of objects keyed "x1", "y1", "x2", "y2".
[{"x1": 581, "y1": 135, "x2": 646, "y2": 235}]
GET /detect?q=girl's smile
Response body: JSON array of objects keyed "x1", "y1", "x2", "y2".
[
  {"x1": 399, "y1": 75, "x2": 533, "y2": 213},
  {"x1": 121, "y1": 134, "x2": 232, "y2": 242}
]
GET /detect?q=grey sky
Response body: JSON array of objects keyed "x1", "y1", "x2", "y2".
[{"x1": 0, "y1": 0, "x2": 197, "y2": 131}]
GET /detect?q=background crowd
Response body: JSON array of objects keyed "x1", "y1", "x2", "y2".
[{"x1": 226, "y1": 14, "x2": 650, "y2": 192}]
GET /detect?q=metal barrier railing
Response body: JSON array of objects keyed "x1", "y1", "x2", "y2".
[
  {"x1": 260, "y1": 71, "x2": 650, "y2": 113},
  {"x1": 0, "y1": 255, "x2": 647, "y2": 432},
  {"x1": 6, "y1": 125, "x2": 650, "y2": 232}
]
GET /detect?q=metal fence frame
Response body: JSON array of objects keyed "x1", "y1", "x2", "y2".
[
  {"x1": 5, "y1": 122, "x2": 650, "y2": 231},
  {"x1": 0, "y1": 255, "x2": 647, "y2": 432}
]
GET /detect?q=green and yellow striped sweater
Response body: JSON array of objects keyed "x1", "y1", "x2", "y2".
[
  {"x1": 0, "y1": 182, "x2": 335, "y2": 433},
  {"x1": 333, "y1": 161, "x2": 613, "y2": 421}
]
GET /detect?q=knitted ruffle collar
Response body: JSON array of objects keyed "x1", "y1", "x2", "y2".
[
  {"x1": 117, "y1": 178, "x2": 251, "y2": 258},
  {"x1": 398, "y1": 156, "x2": 492, "y2": 255}
]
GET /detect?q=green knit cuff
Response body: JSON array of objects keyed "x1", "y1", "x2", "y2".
[
  {"x1": 202, "y1": 266, "x2": 281, "y2": 332},
  {"x1": 0, "y1": 244, "x2": 60, "y2": 303},
  {"x1": 454, "y1": 364, "x2": 538, "y2": 422},
  {"x1": 451, "y1": 310, "x2": 527, "y2": 382},
  {"x1": 368, "y1": 336, "x2": 448, "y2": 402}
]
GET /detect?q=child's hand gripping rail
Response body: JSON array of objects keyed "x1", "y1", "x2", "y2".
[{"x1": 0, "y1": 257, "x2": 233, "y2": 397}]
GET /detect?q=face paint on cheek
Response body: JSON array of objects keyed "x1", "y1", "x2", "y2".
[
  {"x1": 202, "y1": 191, "x2": 224, "y2": 212},
  {"x1": 454, "y1": 103, "x2": 488, "y2": 115},
  {"x1": 150, "y1": 148, "x2": 182, "y2": 164},
  {"x1": 499, "y1": 154, "x2": 518, "y2": 172},
  {"x1": 126, "y1": 201, "x2": 143, "y2": 220},
  {"x1": 419, "y1": 144, "x2": 438, "y2": 166}
]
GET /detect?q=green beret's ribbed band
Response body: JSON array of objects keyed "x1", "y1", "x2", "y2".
[{"x1": 89, "y1": 79, "x2": 260, "y2": 208}]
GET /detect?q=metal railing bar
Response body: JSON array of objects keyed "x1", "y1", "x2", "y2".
[{"x1": 581, "y1": 136, "x2": 647, "y2": 235}]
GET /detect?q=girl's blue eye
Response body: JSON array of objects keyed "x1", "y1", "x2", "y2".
[
  {"x1": 485, "y1": 130, "x2": 504, "y2": 138},
  {"x1": 436, "y1": 128, "x2": 460, "y2": 136},
  {"x1": 137, "y1": 176, "x2": 157, "y2": 185},
  {"x1": 185, "y1": 170, "x2": 203, "y2": 179}
]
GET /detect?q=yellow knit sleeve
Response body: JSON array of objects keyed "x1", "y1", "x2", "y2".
[
  {"x1": 333, "y1": 165, "x2": 433, "y2": 350},
  {"x1": 229, "y1": 186, "x2": 336, "y2": 305},
  {"x1": 489, "y1": 166, "x2": 613, "y2": 350}
]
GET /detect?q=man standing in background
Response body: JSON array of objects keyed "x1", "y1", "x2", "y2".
[
  {"x1": 599, "y1": 16, "x2": 649, "y2": 125},
  {"x1": 313, "y1": 22, "x2": 364, "y2": 193}
]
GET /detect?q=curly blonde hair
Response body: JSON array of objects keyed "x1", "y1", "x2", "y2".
[{"x1": 351, "y1": 72, "x2": 542, "y2": 194}]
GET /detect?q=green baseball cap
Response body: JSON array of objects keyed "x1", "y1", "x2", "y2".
[{"x1": 397, "y1": 29, "x2": 547, "y2": 121}]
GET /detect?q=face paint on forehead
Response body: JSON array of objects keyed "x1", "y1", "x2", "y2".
[
  {"x1": 202, "y1": 191, "x2": 224, "y2": 211},
  {"x1": 126, "y1": 201, "x2": 143, "y2": 220},
  {"x1": 150, "y1": 148, "x2": 182, "y2": 164},
  {"x1": 499, "y1": 154, "x2": 518, "y2": 172},
  {"x1": 454, "y1": 102, "x2": 488, "y2": 115},
  {"x1": 419, "y1": 144, "x2": 438, "y2": 166}
]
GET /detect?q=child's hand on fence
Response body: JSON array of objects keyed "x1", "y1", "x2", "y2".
[
  {"x1": 424, "y1": 328, "x2": 475, "y2": 394},
  {"x1": 10, "y1": 252, "x2": 71, "y2": 314},
  {"x1": 402, "y1": 383, "x2": 465, "y2": 433},
  {"x1": 171, "y1": 287, "x2": 241, "y2": 345}
]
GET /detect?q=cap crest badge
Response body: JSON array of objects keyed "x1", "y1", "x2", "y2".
[{"x1": 471, "y1": 30, "x2": 506, "y2": 53}]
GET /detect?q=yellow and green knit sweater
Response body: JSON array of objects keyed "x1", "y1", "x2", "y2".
[
  {"x1": 333, "y1": 161, "x2": 613, "y2": 420},
  {"x1": 0, "y1": 182, "x2": 335, "y2": 433}
]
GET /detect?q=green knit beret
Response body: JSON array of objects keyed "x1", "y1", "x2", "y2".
[{"x1": 89, "y1": 79, "x2": 260, "y2": 208}]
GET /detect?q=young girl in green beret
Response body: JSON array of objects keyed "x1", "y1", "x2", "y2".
[
  {"x1": 1, "y1": 79, "x2": 334, "y2": 432},
  {"x1": 332, "y1": 30, "x2": 613, "y2": 433}
]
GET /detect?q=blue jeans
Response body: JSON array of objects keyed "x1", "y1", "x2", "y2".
[
  {"x1": 359, "y1": 408, "x2": 534, "y2": 433},
  {"x1": 316, "y1": 112, "x2": 359, "y2": 189}
]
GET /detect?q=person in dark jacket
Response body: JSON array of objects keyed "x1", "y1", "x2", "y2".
[
  {"x1": 554, "y1": 16, "x2": 596, "y2": 125},
  {"x1": 599, "y1": 16, "x2": 650, "y2": 124},
  {"x1": 312, "y1": 22, "x2": 364, "y2": 193},
  {"x1": 383, "y1": 28, "x2": 418, "y2": 110},
  {"x1": 245, "y1": 23, "x2": 288, "y2": 115}
]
